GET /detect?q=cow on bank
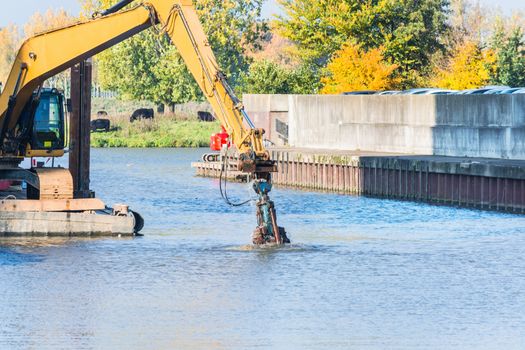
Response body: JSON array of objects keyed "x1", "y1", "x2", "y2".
[
  {"x1": 90, "y1": 119, "x2": 111, "y2": 132},
  {"x1": 130, "y1": 108, "x2": 155, "y2": 122},
  {"x1": 198, "y1": 111, "x2": 215, "y2": 122},
  {"x1": 97, "y1": 110, "x2": 108, "y2": 118}
]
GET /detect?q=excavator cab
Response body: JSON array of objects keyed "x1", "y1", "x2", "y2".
[{"x1": 25, "y1": 88, "x2": 66, "y2": 157}]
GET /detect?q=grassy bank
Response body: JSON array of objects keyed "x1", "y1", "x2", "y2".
[{"x1": 91, "y1": 113, "x2": 220, "y2": 148}]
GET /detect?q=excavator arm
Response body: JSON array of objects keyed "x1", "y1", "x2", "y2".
[{"x1": 0, "y1": 0, "x2": 288, "y2": 245}]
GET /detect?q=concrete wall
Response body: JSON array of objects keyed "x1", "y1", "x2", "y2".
[
  {"x1": 243, "y1": 94, "x2": 525, "y2": 160},
  {"x1": 243, "y1": 94, "x2": 290, "y2": 146}
]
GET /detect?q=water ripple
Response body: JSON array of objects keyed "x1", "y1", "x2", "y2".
[{"x1": 2, "y1": 148, "x2": 524, "y2": 350}]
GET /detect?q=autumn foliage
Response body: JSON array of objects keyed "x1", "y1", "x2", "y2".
[
  {"x1": 2, "y1": 1, "x2": 525, "y2": 99},
  {"x1": 431, "y1": 41, "x2": 496, "y2": 90},
  {"x1": 321, "y1": 43, "x2": 399, "y2": 94}
]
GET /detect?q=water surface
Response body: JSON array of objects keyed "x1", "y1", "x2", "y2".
[{"x1": 1, "y1": 148, "x2": 524, "y2": 349}]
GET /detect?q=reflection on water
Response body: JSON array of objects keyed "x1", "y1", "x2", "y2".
[
  {"x1": 1, "y1": 148, "x2": 525, "y2": 350},
  {"x1": 223, "y1": 243, "x2": 318, "y2": 252},
  {"x1": 0, "y1": 237, "x2": 122, "y2": 248}
]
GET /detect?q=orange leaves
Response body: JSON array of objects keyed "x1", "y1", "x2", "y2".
[
  {"x1": 431, "y1": 41, "x2": 496, "y2": 90},
  {"x1": 321, "y1": 42, "x2": 399, "y2": 94}
]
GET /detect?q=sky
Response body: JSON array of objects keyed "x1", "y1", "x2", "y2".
[{"x1": 0, "y1": 0, "x2": 523, "y2": 26}]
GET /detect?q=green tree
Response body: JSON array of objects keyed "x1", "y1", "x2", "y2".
[
  {"x1": 239, "y1": 60, "x2": 291, "y2": 94},
  {"x1": 490, "y1": 24, "x2": 525, "y2": 87},
  {"x1": 288, "y1": 64, "x2": 321, "y2": 94},
  {"x1": 276, "y1": 0, "x2": 450, "y2": 87},
  {"x1": 196, "y1": 0, "x2": 268, "y2": 84},
  {"x1": 97, "y1": 30, "x2": 201, "y2": 106},
  {"x1": 84, "y1": 0, "x2": 267, "y2": 107},
  {"x1": 239, "y1": 59, "x2": 320, "y2": 94}
]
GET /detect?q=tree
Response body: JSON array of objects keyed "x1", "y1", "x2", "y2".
[
  {"x1": 239, "y1": 60, "x2": 291, "y2": 94},
  {"x1": 24, "y1": 9, "x2": 76, "y2": 92},
  {"x1": 320, "y1": 43, "x2": 399, "y2": 94},
  {"x1": 0, "y1": 25, "x2": 20, "y2": 88},
  {"x1": 431, "y1": 40, "x2": 495, "y2": 90},
  {"x1": 276, "y1": 0, "x2": 450, "y2": 87},
  {"x1": 489, "y1": 25, "x2": 525, "y2": 87},
  {"x1": 196, "y1": 0, "x2": 267, "y2": 85},
  {"x1": 1, "y1": 9, "x2": 75, "y2": 92},
  {"x1": 248, "y1": 30, "x2": 299, "y2": 68},
  {"x1": 242, "y1": 27, "x2": 320, "y2": 94},
  {"x1": 97, "y1": 29, "x2": 201, "y2": 105},
  {"x1": 24, "y1": 9, "x2": 74, "y2": 37},
  {"x1": 83, "y1": 0, "x2": 268, "y2": 107},
  {"x1": 448, "y1": 0, "x2": 492, "y2": 45},
  {"x1": 238, "y1": 59, "x2": 319, "y2": 94}
]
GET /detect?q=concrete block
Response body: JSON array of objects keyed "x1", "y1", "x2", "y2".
[
  {"x1": 269, "y1": 94, "x2": 289, "y2": 112},
  {"x1": 250, "y1": 111, "x2": 271, "y2": 132},
  {"x1": 243, "y1": 94, "x2": 271, "y2": 113},
  {"x1": 437, "y1": 95, "x2": 513, "y2": 127},
  {"x1": 359, "y1": 96, "x2": 397, "y2": 124},
  {"x1": 512, "y1": 96, "x2": 525, "y2": 127},
  {"x1": 339, "y1": 123, "x2": 361, "y2": 150},
  {"x1": 251, "y1": 93, "x2": 525, "y2": 159},
  {"x1": 404, "y1": 96, "x2": 437, "y2": 127},
  {"x1": 432, "y1": 126, "x2": 480, "y2": 157},
  {"x1": 478, "y1": 127, "x2": 509, "y2": 159},
  {"x1": 405, "y1": 126, "x2": 434, "y2": 154},
  {"x1": 509, "y1": 127, "x2": 525, "y2": 160}
]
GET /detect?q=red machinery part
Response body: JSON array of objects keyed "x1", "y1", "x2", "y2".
[
  {"x1": 0, "y1": 180, "x2": 12, "y2": 191},
  {"x1": 210, "y1": 126, "x2": 230, "y2": 151}
]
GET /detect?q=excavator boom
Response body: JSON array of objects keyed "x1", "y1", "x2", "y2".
[{"x1": 0, "y1": 0, "x2": 288, "y2": 245}]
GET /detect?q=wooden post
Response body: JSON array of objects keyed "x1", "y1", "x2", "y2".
[{"x1": 69, "y1": 59, "x2": 92, "y2": 199}]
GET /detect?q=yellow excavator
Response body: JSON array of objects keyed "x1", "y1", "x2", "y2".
[{"x1": 0, "y1": 0, "x2": 289, "y2": 245}]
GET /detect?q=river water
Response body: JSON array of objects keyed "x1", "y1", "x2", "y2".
[{"x1": 1, "y1": 148, "x2": 524, "y2": 349}]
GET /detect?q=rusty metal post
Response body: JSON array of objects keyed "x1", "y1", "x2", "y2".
[{"x1": 69, "y1": 59, "x2": 92, "y2": 199}]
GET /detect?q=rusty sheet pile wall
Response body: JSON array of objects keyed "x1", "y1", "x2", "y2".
[{"x1": 269, "y1": 150, "x2": 525, "y2": 213}]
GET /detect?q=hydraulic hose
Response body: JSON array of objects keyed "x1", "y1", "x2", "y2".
[
  {"x1": 100, "y1": 0, "x2": 135, "y2": 16},
  {"x1": 219, "y1": 151, "x2": 252, "y2": 207}
]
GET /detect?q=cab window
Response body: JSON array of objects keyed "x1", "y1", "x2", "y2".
[{"x1": 32, "y1": 93, "x2": 64, "y2": 150}]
